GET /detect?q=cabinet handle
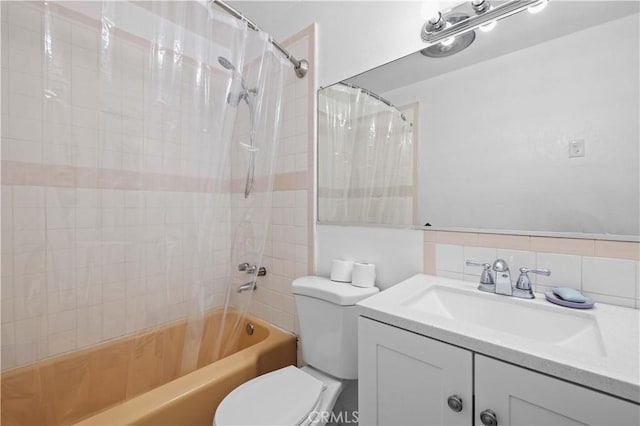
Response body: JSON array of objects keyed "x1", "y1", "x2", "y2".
[
  {"x1": 446, "y1": 395, "x2": 463, "y2": 412},
  {"x1": 480, "y1": 409, "x2": 498, "y2": 426}
]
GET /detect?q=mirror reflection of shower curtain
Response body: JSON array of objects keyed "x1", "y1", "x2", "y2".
[
  {"x1": 319, "y1": 85, "x2": 414, "y2": 225},
  {"x1": 34, "y1": 0, "x2": 287, "y2": 387}
]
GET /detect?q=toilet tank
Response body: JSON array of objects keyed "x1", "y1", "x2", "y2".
[{"x1": 292, "y1": 276, "x2": 379, "y2": 380}]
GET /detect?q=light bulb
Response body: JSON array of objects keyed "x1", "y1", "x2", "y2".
[
  {"x1": 528, "y1": 0, "x2": 548, "y2": 14},
  {"x1": 479, "y1": 20, "x2": 497, "y2": 32}
]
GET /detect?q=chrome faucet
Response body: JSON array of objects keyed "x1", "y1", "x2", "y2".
[
  {"x1": 237, "y1": 281, "x2": 257, "y2": 293},
  {"x1": 492, "y1": 259, "x2": 512, "y2": 296},
  {"x1": 238, "y1": 262, "x2": 267, "y2": 276},
  {"x1": 514, "y1": 267, "x2": 550, "y2": 299},
  {"x1": 236, "y1": 262, "x2": 266, "y2": 293},
  {"x1": 466, "y1": 258, "x2": 550, "y2": 300},
  {"x1": 465, "y1": 260, "x2": 494, "y2": 292}
]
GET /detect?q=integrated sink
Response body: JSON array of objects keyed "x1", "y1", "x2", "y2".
[
  {"x1": 402, "y1": 284, "x2": 606, "y2": 357},
  {"x1": 357, "y1": 273, "x2": 640, "y2": 403}
]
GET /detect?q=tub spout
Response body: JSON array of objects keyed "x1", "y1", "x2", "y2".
[{"x1": 237, "y1": 281, "x2": 257, "y2": 293}]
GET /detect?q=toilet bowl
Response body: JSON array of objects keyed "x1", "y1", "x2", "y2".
[
  {"x1": 214, "y1": 276, "x2": 378, "y2": 426},
  {"x1": 214, "y1": 366, "x2": 342, "y2": 426}
]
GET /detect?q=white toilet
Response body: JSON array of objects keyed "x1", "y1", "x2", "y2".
[{"x1": 214, "y1": 276, "x2": 379, "y2": 426}]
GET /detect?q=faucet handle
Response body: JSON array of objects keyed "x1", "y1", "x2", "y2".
[
  {"x1": 466, "y1": 260, "x2": 495, "y2": 285},
  {"x1": 515, "y1": 267, "x2": 551, "y2": 290}
]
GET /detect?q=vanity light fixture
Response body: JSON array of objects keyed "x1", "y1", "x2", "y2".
[
  {"x1": 421, "y1": 0, "x2": 547, "y2": 45},
  {"x1": 528, "y1": 0, "x2": 548, "y2": 14},
  {"x1": 472, "y1": 0, "x2": 498, "y2": 32}
]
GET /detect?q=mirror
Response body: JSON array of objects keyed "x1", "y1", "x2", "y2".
[{"x1": 318, "y1": 1, "x2": 639, "y2": 240}]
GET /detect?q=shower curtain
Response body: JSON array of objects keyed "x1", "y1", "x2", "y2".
[
  {"x1": 318, "y1": 84, "x2": 414, "y2": 225},
  {"x1": 1, "y1": 0, "x2": 286, "y2": 397}
]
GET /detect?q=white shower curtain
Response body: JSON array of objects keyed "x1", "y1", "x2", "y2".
[
  {"x1": 1, "y1": 0, "x2": 287, "y2": 409},
  {"x1": 318, "y1": 84, "x2": 414, "y2": 225}
]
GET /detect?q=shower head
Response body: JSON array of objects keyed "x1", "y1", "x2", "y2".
[
  {"x1": 420, "y1": 13, "x2": 476, "y2": 58},
  {"x1": 227, "y1": 91, "x2": 246, "y2": 107},
  {"x1": 218, "y1": 56, "x2": 236, "y2": 71},
  {"x1": 219, "y1": 56, "x2": 255, "y2": 107}
]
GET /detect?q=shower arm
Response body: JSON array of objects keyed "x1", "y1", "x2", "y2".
[{"x1": 211, "y1": 0, "x2": 309, "y2": 78}]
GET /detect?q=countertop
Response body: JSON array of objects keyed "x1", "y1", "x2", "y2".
[{"x1": 357, "y1": 274, "x2": 640, "y2": 403}]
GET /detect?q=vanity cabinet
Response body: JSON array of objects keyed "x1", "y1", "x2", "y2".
[
  {"x1": 475, "y1": 355, "x2": 639, "y2": 426},
  {"x1": 358, "y1": 317, "x2": 639, "y2": 426},
  {"x1": 358, "y1": 317, "x2": 473, "y2": 426}
]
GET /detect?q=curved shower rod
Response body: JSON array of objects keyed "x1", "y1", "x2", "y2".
[
  {"x1": 339, "y1": 82, "x2": 411, "y2": 125},
  {"x1": 211, "y1": 0, "x2": 309, "y2": 78}
]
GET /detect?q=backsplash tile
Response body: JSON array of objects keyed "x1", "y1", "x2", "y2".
[
  {"x1": 435, "y1": 244, "x2": 464, "y2": 273},
  {"x1": 462, "y1": 246, "x2": 496, "y2": 276},
  {"x1": 426, "y1": 232, "x2": 639, "y2": 309},
  {"x1": 582, "y1": 257, "x2": 637, "y2": 299},
  {"x1": 535, "y1": 253, "x2": 581, "y2": 288}
]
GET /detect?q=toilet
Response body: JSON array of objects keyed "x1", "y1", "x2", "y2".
[{"x1": 214, "y1": 276, "x2": 379, "y2": 426}]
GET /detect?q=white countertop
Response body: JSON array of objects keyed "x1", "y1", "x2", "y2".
[{"x1": 357, "y1": 274, "x2": 640, "y2": 403}]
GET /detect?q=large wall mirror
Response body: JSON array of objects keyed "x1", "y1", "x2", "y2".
[{"x1": 317, "y1": 0, "x2": 640, "y2": 241}]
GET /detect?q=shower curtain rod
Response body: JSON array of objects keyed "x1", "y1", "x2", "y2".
[
  {"x1": 211, "y1": 0, "x2": 309, "y2": 78},
  {"x1": 339, "y1": 82, "x2": 409, "y2": 123}
]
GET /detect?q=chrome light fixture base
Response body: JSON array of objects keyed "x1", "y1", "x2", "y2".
[
  {"x1": 420, "y1": 13, "x2": 476, "y2": 58},
  {"x1": 421, "y1": 0, "x2": 546, "y2": 45}
]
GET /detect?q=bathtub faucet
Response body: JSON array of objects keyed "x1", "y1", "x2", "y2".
[
  {"x1": 237, "y1": 281, "x2": 257, "y2": 293},
  {"x1": 238, "y1": 263, "x2": 267, "y2": 276}
]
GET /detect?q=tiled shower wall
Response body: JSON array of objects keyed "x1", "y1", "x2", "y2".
[
  {"x1": 249, "y1": 26, "x2": 315, "y2": 333},
  {"x1": 0, "y1": 2, "x2": 240, "y2": 370}
]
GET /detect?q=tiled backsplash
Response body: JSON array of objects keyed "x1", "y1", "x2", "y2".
[{"x1": 424, "y1": 231, "x2": 640, "y2": 309}]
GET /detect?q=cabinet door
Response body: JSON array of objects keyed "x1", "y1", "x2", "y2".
[
  {"x1": 358, "y1": 317, "x2": 473, "y2": 426},
  {"x1": 475, "y1": 355, "x2": 640, "y2": 426}
]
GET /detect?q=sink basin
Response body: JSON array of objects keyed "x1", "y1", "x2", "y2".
[
  {"x1": 401, "y1": 284, "x2": 606, "y2": 357},
  {"x1": 357, "y1": 273, "x2": 640, "y2": 402}
]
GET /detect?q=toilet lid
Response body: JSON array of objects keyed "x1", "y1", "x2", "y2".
[{"x1": 214, "y1": 366, "x2": 325, "y2": 426}]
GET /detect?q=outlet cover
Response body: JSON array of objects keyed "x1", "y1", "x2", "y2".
[{"x1": 569, "y1": 139, "x2": 585, "y2": 158}]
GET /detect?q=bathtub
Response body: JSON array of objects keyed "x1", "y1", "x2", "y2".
[{"x1": 1, "y1": 310, "x2": 297, "y2": 426}]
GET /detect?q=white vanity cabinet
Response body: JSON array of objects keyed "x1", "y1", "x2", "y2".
[
  {"x1": 475, "y1": 355, "x2": 640, "y2": 426},
  {"x1": 358, "y1": 317, "x2": 640, "y2": 426},
  {"x1": 358, "y1": 317, "x2": 473, "y2": 426}
]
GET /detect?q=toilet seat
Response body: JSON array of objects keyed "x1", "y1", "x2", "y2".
[{"x1": 214, "y1": 366, "x2": 326, "y2": 426}]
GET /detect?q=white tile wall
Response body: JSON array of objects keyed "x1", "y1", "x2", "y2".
[
  {"x1": 1, "y1": 2, "x2": 250, "y2": 370},
  {"x1": 435, "y1": 243, "x2": 639, "y2": 308},
  {"x1": 435, "y1": 244, "x2": 464, "y2": 274},
  {"x1": 246, "y1": 32, "x2": 313, "y2": 333}
]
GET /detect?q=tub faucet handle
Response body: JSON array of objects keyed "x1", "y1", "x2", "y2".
[{"x1": 238, "y1": 262, "x2": 258, "y2": 273}]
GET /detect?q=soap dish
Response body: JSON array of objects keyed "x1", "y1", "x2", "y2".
[{"x1": 545, "y1": 291, "x2": 595, "y2": 309}]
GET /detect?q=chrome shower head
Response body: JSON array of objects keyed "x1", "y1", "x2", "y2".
[{"x1": 227, "y1": 91, "x2": 245, "y2": 107}]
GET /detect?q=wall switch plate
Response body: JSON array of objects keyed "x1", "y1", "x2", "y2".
[{"x1": 569, "y1": 139, "x2": 585, "y2": 158}]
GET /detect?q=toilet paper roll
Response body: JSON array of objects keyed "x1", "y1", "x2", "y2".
[
  {"x1": 352, "y1": 262, "x2": 376, "y2": 287},
  {"x1": 330, "y1": 259, "x2": 354, "y2": 283}
]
